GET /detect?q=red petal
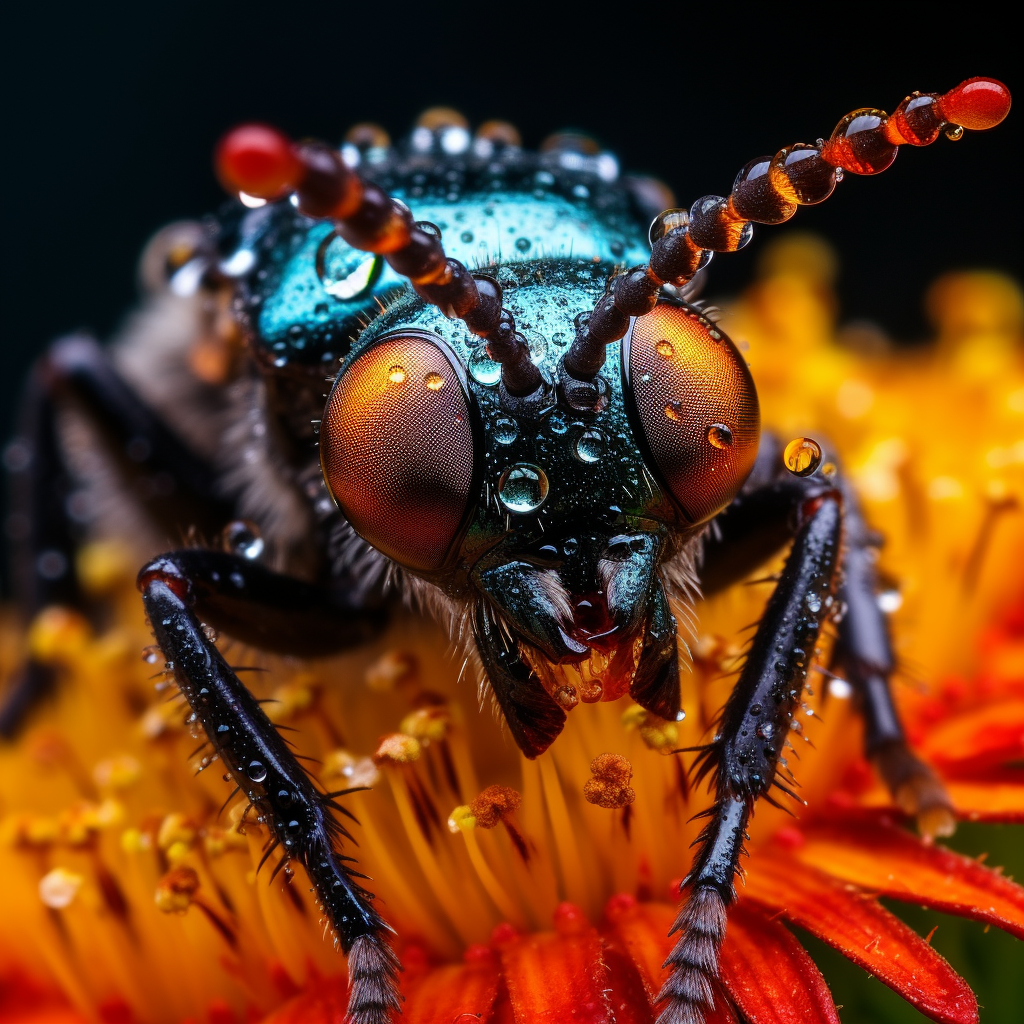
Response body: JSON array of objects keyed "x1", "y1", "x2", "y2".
[
  {"x1": 719, "y1": 902, "x2": 840, "y2": 1024},
  {"x1": 744, "y1": 859, "x2": 977, "y2": 1024},
  {"x1": 259, "y1": 976, "x2": 348, "y2": 1024},
  {"x1": 919, "y1": 699, "x2": 1024, "y2": 776},
  {"x1": 605, "y1": 899, "x2": 738, "y2": 1023},
  {"x1": 793, "y1": 815, "x2": 1024, "y2": 938},
  {"x1": 402, "y1": 956, "x2": 500, "y2": 1024},
  {"x1": 496, "y1": 915, "x2": 611, "y2": 1023}
]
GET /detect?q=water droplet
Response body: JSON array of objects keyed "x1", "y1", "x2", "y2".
[
  {"x1": 247, "y1": 760, "x2": 267, "y2": 783},
  {"x1": 656, "y1": 339, "x2": 674, "y2": 359},
  {"x1": 424, "y1": 372, "x2": 445, "y2": 391},
  {"x1": 805, "y1": 592, "x2": 822, "y2": 613},
  {"x1": 877, "y1": 589, "x2": 903, "y2": 613},
  {"x1": 664, "y1": 400, "x2": 683, "y2": 422},
  {"x1": 563, "y1": 537, "x2": 579, "y2": 556},
  {"x1": 222, "y1": 520, "x2": 264, "y2": 560},
  {"x1": 315, "y1": 232, "x2": 381, "y2": 301},
  {"x1": 548, "y1": 412, "x2": 568, "y2": 435},
  {"x1": 498, "y1": 463, "x2": 549, "y2": 513},
  {"x1": 493, "y1": 417, "x2": 518, "y2": 445},
  {"x1": 783, "y1": 437, "x2": 823, "y2": 477},
  {"x1": 750, "y1": 703, "x2": 763, "y2": 716},
  {"x1": 756, "y1": 722, "x2": 774, "y2": 740},
  {"x1": 707, "y1": 423, "x2": 733, "y2": 448},
  {"x1": 575, "y1": 429, "x2": 605, "y2": 463},
  {"x1": 515, "y1": 237, "x2": 531, "y2": 252},
  {"x1": 460, "y1": 230, "x2": 474, "y2": 243},
  {"x1": 388, "y1": 365, "x2": 407, "y2": 385},
  {"x1": 469, "y1": 347, "x2": 501, "y2": 386},
  {"x1": 944, "y1": 124, "x2": 965, "y2": 141}
]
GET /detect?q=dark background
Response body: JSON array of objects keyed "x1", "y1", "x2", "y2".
[{"x1": 3, "y1": 7, "x2": 1022, "y2": 1022}]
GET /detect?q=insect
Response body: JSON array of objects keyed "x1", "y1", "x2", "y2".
[{"x1": 0, "y1": 79, "x2": 1011, "y2": 1024}]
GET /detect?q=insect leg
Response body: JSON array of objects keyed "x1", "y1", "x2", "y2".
[
  {"x1": 658, "y1": 491, "x2": 842, "y2": 1024},
  {"x1": 2, "y1": 336, "x2": 234, "y2": 735},
  {"x1": 137, "y1": 554, "x2": 398, "y2": 1024},
  {"x1": 699, "y1": 436, "x2": 951, "y2": 831}
]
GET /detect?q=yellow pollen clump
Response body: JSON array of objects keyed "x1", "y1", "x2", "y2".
[
  {"x1": 38, "y1": 867, "x2": 83, "y2": 909},
  {"x1": 365, "y1": 649, "x2": 419, "y2": 692},
  {"x1": 156, "y1": 812, "x2": 198, "y2": 854},
  {"x1": 583, "y1": 753, "x2": 636, "y2": 809},
  {"x1": 27, "y1": 606, "x2": 92, "y2": 663},
  {"x1": 155, "y1": 865, "x2": 200, "y2": 913},
  {"x1": 399, "y1": 704, "x2": 450, "y2": 743},
  {"x1": 93, "y1": 754, "x2": 143, "y2": 792},
  {"x1": 266, "y1": 675, "x2": 318, "y2": 721},
  {"x1": 621, "y1": 704, "x2": 680, "y2": 753},
  {"x1": 447, "y1": 805, "x2": 476, "y2": 833},
  {"x1": 76, "y1": 540, "x2": 135, "y2": 594},
  {"x1": 322, "y1": 748, "x2": 382, "y2": 788},
  {"x1": 373, "y1": 733, "x2": 421, "y2": 764}
]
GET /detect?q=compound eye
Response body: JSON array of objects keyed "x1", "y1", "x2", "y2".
[
  {"x1": 626, "y1": 303, "x2": 760, "y2": 524},
  {"x1": 321, "y1": 333, "x2": 476, "y2": 571}
]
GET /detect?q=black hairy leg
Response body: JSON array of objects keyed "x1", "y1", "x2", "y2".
[
  {"x1": 2, "y1": 336, "x2": 234, "y2": 736},
  {"x1": 699, "y1": 434, "x2": 952, "y2": 833},
  {"x1": 137, "y1": 552, "x2": 397, "y2": 1024},
  {"x1": 657, "y1": 491, "x2": 843, "y2": 1024}
]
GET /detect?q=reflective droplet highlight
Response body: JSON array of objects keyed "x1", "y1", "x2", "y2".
[
  {"x1": 497, "y1": 463, "x2": 549, "y2": 513},
  {"x1": 315, "y1": 232, "x2": 381, "y2": 301},
  {"x1": 656, "y1": 340, "x2": 674, "y2": 359},
  {"x1": 707, "y1": 423, "x2": 733, "y2": 448},
  {"x1": 493, "y1": 417, "x2": 518, "y2": 445},
  {"x1": 223, "y1": 520, "x2": 264, "y2": 561},
  {"x1": 468, "y1": 347, "x2": 501, "y2": 386},
  {"x1": 664, "y1": 400, "x2": 683, "y2": 422},
  {"x1": 784, "y1": 437, "x2": 823, "y2": 477},
  {"x1": 247, "y1": 760, "x2": 267, "y2": 783},
  {"x1": 575, "y1": 429, "x2": 605, "y2": 463},
  {"x1": 424, "y1": 372, "x2": 445, "y2": 391},
  {"x1": 388, "y1": 365, "x2": 407, "y2": 385}
]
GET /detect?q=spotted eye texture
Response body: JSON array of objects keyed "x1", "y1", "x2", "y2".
[
  {"x1": 321, "y1": 333, "x2": 475, "y2": 571},
  {"x1": 626, "y1": 303, "x2": 760, "y2": 524}
]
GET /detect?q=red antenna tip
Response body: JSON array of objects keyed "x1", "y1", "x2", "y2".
[
  {"x1": 938, "y1": 78, "x2": 1012, "y2": 131},
  {"x1": 215, "y1": 124, "x2": 302, "y2": 200}
]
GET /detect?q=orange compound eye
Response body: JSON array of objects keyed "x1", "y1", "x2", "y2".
[
  {"x1": 320, "y1": 332, "x2": 477, "y2": 572},
  {"x1": 624, "y1": 303, "x2": 760, "y2": 525}
]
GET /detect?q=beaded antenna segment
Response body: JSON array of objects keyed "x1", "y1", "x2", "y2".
[
  {"x1": 216, "y1": 124, "x2": 544, "y2": 399},
  {"x1": 560, "y1": 76, "x2": 1012, "y2": 385}
]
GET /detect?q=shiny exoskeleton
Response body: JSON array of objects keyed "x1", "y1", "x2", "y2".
[{"x1": 2, "y1": 82, "x2": 1011, "y2": 1024}]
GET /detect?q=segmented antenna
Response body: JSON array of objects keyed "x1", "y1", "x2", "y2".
[
  {"x1": 215, "y1": 124, "x2": 544, "y2": 398},
  {"x1": 561, "y1": 76, "x2": 1012, "y2": 383}
]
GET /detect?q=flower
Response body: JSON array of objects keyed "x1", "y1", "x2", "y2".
[{"x1": 1, "y1": 239, "x2": 1022, "y2": 1024}]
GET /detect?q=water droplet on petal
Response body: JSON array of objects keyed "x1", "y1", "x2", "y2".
[
  {"x1": 783, "y1": 437, "x2": 823, "y2": 477},
  {"x1": 469, "y1": 347, "x2": 501, "y2": 386},
  {"x1": 498, "y1": 463, "x2": 549, "y2": 513},
  {"x1": 707, "y1": 423, "x2": 733, "y2": 448}
]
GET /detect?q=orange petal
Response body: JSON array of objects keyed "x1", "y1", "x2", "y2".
[
  {"x1": 792, "y1": 815, "x2": 1024, "y2": 938},
  {"x1": 402, "y1": 952, "x2": 500, "y2": 1024},
  {"x1": 496, "y1": 906, "x2": 612, "y2": 1023},
  {"x1": 945, "y1": 780, "x2": 1024, "y2": 822},
  {"x1": 719, "y1": 902, "x2": 840, "y2": 1024},
  {"x1": 744, "y1": 859, "x2": 977, "y2": 1024},
  {"x1": 604, "y1": 897, "x2": 738, "y2": 1023}
]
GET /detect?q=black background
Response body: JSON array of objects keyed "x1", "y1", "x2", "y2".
[
  {"x1": 2, "y1": 8, "x2": 1023, "y2": 1021},
  {"x1": 3, "y1": 9, "x2": 1020, "y2": 421}
]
